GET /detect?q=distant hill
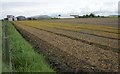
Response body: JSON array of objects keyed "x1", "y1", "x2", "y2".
[
  {"x1": 108, "y1": 15, "x2": 118, "y2": 17},
  {"x1": 30, "y1": 15, "x2": 51, "y2": 19}
]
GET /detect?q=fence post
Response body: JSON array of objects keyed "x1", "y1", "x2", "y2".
[{"x1": 3, "y1": 22, "x2": 10, "y2": 65}]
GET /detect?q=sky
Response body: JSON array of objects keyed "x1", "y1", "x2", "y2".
[{"x1": 0, "y1": 0, "x2": 119, "y2": 19}]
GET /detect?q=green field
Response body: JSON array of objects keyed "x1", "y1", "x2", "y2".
[{"x1": 2, "y1": 21, "x2": 54, "y2": 72}]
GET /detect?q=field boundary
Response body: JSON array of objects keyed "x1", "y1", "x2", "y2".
[
  {"x1": 2, "y1": 22, "x2": 10, "y2": 66},
  {"x1": 2, "y1": 21, "x2": 12, "y2": 72}
]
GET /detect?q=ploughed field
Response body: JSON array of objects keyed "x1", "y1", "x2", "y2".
[{"x1": 13, "y1": 18, "x2": 119, "y2": 72}]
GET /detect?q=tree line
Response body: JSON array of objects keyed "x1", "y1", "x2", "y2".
[{"x1": 78, "y1": 13, "x2": 105, "y2": 18}]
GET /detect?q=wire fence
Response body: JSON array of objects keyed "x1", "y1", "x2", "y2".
[{"x1": 2, "y1": 21, "x2": 10, "y2": 66}]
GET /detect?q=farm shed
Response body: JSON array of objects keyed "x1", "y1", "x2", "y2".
[
  {"x1": 16, "y1": 16, "x2": 26, "y2": 20},
  {"x1": 70, "y1": 15, "x2": 79, "y2": 18}
]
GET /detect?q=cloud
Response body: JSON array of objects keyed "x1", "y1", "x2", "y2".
[{"x1": 1, "y1": 0, "x2": 119, "y2": 19}]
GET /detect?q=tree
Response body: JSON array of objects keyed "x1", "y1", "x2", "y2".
[
  {"x1": 85, "y1": 14, "x2": 89, "y2": 18},
  {"x1": 58, "y1": 15, "x2": 61, "y2": 17},
  {"x1": 89, "y1": 13, "x2": 95, "y2": 17},
  {"x1": 83, "y1": 15, "x2": 86, "y2": 18},
  {"x1": 97, "y1": 15, "x2": 100, "y2": 17},
  {"x1": 58, "y1": 14, "x2": 61, "y2": 18},
  {"x1": 119, "y1": 15, "x2": 120, "y2": 18}
]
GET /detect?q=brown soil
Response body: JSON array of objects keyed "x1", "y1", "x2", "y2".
[{"x1": 13, "y1": 23, "x2": 119, "y2": 72}]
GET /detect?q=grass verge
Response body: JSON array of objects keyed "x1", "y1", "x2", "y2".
[
  {"x1": 7, "y1": 21, "x2": 54, "y2": 72},
  {"x1": 2, "y1": 21, "x2": 9, "y2": 72},
  {"x1": 0, "y1": 21, "x2": 2, "y2": 73}
]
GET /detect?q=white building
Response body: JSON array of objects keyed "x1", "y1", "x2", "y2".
[
  {"x1": 70, "y1": 15, "x2": 79, "y2": 18},
  {"x1": 7, "y1": 15, "x2": 17, "y2": 21}
]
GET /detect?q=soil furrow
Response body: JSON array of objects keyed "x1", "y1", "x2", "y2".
[
  {"x1": 55, "y1": 27, "x2": 119, "y2": 40},
  {"x1": 75, "y1": 27, "x2": 119, "y2": 34},
  {"x1": 22, "y1": 24, "x2": 119, "y2": 53},
  {"x1": 13, "y1": 24, "x2": 102, "y2": 72},
  {"x1": 13, "y1": 23, "x2": 119, "y2": 72}
]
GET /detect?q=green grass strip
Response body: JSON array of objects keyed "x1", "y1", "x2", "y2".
[
  {"x1": 0, "y1": 21, "x2": 2, "y2": 73},
  {"x1": 7, "y1": 21, "x2": 54, "y2": 72},
  {"x1": 2, "y1": 21, "x2": 10, "y2": 72}
]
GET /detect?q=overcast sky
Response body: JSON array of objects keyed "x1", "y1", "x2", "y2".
[{"x1": 0, "y1": 0, "x2": 119, "y2": 19}]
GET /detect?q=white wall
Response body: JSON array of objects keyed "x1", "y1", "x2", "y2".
[
  {"x1": 14, "y1": 17, "x2": 17, "y2": 21},
  {"x1": 8, "y1": 18, "x2": 13, "y2": 21},
  {"x1": 8, "y1": 17, "x2": 17, "y2": 21}
]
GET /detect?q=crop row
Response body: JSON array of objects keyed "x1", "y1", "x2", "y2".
[
  {"x1": 14, "y1": 23, "x2": 119, "y2": 72},
  {"x1": 50, "y1": 26, "x2": 119, "y2": 40},
  {"x1": 15, "y1": 21, "x2": 119, "y2": 40},
  {"x1": 45, "y1": 18, "x2": 118, "y2": 28},
  {"x1": 29, "y1": 20, "x2": 119, "y2": 33},
  {"x1": 14, "y1": 21, "x2": 119, "y2": 50}
]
